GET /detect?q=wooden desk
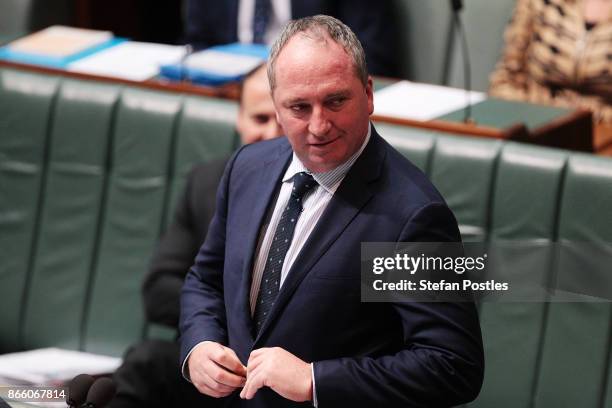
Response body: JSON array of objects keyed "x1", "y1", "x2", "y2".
[
  {"x1": 0, "y1": 59, "x2": 240, "y2": 100},
  {"x1": 0, "y1": 59, "x2": 600, "y2": 154},
  {"x1": 373, "y1": 96, "x2": 594, "y2": 153},
  {"x1": 595, "y1": 123, "x2": 612, "y2": 156}
]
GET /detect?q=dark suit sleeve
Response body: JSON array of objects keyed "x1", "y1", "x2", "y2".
[
  {"x1": 314, "y1": 204, "x2": 484, "y2": 407},
  {"x1": 179, "y1": 149, "x2": 243, "y2": 363}
]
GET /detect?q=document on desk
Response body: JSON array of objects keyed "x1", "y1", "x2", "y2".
[
  {"x1": 374, "y1": 81, "x2": 486, "y2": 121},
  {"x1": 0, "y1": 348, "x2": 121, "y2": 385},
  {"x1": 68, "y1": 42, "x2": 186, "y2": 81},
  {"x1": 6, "y1": 26, "x2": 113, "y2": 58},
  {"x1": 158, "y1": 43, "x2": 268, "y2": 85},
  {"x1": 0, "y1": 26, "x2": 123, "y2": 68}
]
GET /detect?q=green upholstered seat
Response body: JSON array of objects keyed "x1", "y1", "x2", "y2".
[
  {"x1": 166, "y1": 96, "x2": 239, "y2": 223},
  {"x1": 0, "y1": 69, "x2": 59, "y2": 352},
  {"x1": 533, "y1": 154, "x2": 612, "y2": 408},
  {"x1": 469, "y1": 143, "x2": 568, "y2": 408},
  {"x1": 374, "y1": 123, "x2": 435, "y2": 173},
  {"x1": 429, "y1": 135, "x2": 502, "y2": 241},
  {"x1": 82, "y1": 89, "x2": 182, "y2": 356},
  {"x1": 21, "y1": 80, "x2": 120, "y2": 350},
  {"x1": 605, "y1": 356, "x2": 612, "y2": 408}
]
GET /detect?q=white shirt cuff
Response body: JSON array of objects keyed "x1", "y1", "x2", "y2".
[
  {"x1": 181, "y1": 341, "x2": 215, "y2": 382},
  {"x1": 311, "y1": 362, "x2": 318, "y2": 407}
]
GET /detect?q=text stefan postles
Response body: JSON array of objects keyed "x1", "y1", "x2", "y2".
[{"x1": 372, "y1": 254, "x2": 487, "y2": 275}]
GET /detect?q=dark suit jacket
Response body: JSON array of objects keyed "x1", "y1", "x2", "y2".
[
  {"x1": 180, "y1": 128, "x2": 484, "y2": 407},
  {"x1": 143, "y1": 159, "x2": 228, "y2": 328},
  {"x1": 184, "y1": 0, "x2": 399, "y2": 77}
]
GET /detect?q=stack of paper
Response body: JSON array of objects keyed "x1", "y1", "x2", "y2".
[
  {"x1": 68, "y1": 42, "x2": 186, "y2": 81},
  {"x1": 0, "y1": 26, "x2": 124, "y2": 68},
  {"x1": 373, "y1": 80, "x2": 486, "y2": 121},
  {"x1": 8, "y1": 26, "x2": 112, "y2": 58},
  {"x1": 0, "y1": 348, "x2": 121, "y2": 386}
]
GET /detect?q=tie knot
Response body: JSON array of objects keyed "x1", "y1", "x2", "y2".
[{"x1": 291, "y1": 172, "x2": 317, "y2": 199}]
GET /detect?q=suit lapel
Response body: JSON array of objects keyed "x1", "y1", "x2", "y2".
[
  {"x1": 254, "y1": 130, "x2": 387, "y2": 345},
  {"x1": 236, "y1": 141, "x2": 292, "y2": 338}
]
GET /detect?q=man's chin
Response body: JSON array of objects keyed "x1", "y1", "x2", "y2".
[{"x1": 302, "y1": 155, "x2": 342, "y2": 173}]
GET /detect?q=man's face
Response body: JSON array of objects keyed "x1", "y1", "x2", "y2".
[
  {"x1": 271, "y1": 35, "x2": 373, "y2": 173},
  {"x1": 237, "y1": 67, "x2": 284, "y2": 144}
]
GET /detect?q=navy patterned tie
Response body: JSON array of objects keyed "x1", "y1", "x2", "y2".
[
  {"x1": 253, "y1": 172, "x2": 317, "y2": 334},
  {"x1": 252, "y1": 0, "x2": 271, "y2": 44}
]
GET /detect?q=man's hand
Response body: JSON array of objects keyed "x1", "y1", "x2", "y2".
[
  {"x1": 188, "y1": 341, "x2": 247, "y2": 398},
  {"x1": 240, "y1": 347, "x2": 313, "y2": 402}
]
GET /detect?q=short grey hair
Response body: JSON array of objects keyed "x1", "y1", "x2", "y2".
[{"x1": 267, "y1": 15, "x2": 368, "y2": 91}]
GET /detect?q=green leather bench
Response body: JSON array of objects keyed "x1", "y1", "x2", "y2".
[
  {"x1": 0, "y1": 68, "x2": 239, "y2": 356},
  {"x1": 1, "y1": 67, "x2": 611, "y2": 407}
]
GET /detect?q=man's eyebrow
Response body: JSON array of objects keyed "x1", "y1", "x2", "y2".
[
  {"x1": 283, "y1": 98, "x2": 308, "y2": 106},
  {"x1": 325, "y1": 90, "x2": 351, "y2": 100}
]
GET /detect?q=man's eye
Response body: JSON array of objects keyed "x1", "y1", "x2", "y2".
[
  {"x1": 290, "y1": 104, "x2": 308, "y2": 112},
  {"x1": 254, "y1": 115, "x2": 270, "y2": 124},
  {"x1": 327, "y1": 98, "x2": 346, "y2": 108}
]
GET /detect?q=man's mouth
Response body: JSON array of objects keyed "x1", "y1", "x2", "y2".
[{"x1": 309, "y1": 137, "x2": 338, "y2": 147}]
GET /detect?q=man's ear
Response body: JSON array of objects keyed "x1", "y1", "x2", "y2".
[
  {"x1": 236, "y1": 108, "x2": 245, "y2": 135},
  {"x1": 366, "y1": 76, "x2": 374, "y2": 115}
]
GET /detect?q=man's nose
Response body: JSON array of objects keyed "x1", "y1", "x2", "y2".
[{"x1": 308, "y1": 106, "x2": 331, "y2": 137}]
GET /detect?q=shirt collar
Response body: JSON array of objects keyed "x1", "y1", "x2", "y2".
[{"x1": 283, "y1": 122, "x2": 372, "y2": 194}]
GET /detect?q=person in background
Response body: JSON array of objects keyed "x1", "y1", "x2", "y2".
[
  {"x1": 489, "y1": 0, "x2": 612, "y2": 145},
  {"x1": 184, "y1": 0, "x2": 400, "y2": 77},
  {"x1": 109, "y1": 64, "x2": 283, "y2": 408}
]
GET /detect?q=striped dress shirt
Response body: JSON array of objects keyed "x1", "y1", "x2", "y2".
[{"x1": 249, "y1": 124, "x2": 371, "y2": 313}]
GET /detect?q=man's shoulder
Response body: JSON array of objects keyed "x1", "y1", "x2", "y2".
[{"x1": 231, "y1": 136, "x2": 291, "y2": 171}]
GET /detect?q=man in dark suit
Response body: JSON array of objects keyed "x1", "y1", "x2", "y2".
[
  {"x1": 109, "y1": 65, "x2": 283, "y2": 408},
  {"x1": 181, "y1": 15, "x2": 484, "y2": 408},
  {"x1": 184, "y1": 0, "x2": 399, "y2": 77}
]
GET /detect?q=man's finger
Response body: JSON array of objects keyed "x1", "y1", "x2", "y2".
[
  {"x1": 240, "y1": 369, "x2": 264, "y2": 400},
  {"x1": 193, "y1": 373, "x2": 231, "y2": 398},
  {"x1": 203, "y1": 367, "x2": 241, "y2": 395},
  {"x1": 212, "y1": 347, "x2": 247, "y2": 376},
  {"x1": 246, "y1": 351, "x2": 265, "y2": 374},
  {"x1": 207, "y1": 359, "x2": 247, "y2": 388},
  {"x1": 248, "y1": 347, "x2": 269, "y2": 360},
  {"x1": 225, "y1": 347, "x2": 248, "y2": 376}
]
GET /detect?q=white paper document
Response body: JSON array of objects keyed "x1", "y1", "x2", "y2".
[
  {"x1": 0, "y1": 348, "x2": 121, "y2": 385},
  {"x1": 8, "y1": 26, "x2": 113, "y2": 58},
  {"x1": 68, "y1": 42, "x2": 186, "y2": 81},
  {"x1": 374, "y1": 81, "x2": 486, "y2": 121}
]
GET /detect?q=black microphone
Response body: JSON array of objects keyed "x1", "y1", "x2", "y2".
[
  {"x1": 80, "y1": 377, "x2": 116, "y2": 408},
  {"x1": 450, "y1": 0, "x2": 473, "y2": 123},
  {"x1": 67, "y1": 374, "x2": 95, "y2": 408},
  {"x1": 180, "y1": 44, "x2": 194, "y2": 83},
  {"x1": 451, "y1": 0, "x2": 463, "y2": 12}
]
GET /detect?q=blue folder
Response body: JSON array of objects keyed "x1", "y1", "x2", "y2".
[{"x1": 159, "y1": 43, "x2": 269, "y2": 86}]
